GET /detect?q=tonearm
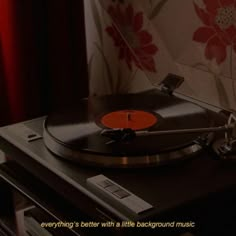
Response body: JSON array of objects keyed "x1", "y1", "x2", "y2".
[{"x1": 101, "y1": 113, "x2": 236, "y2": 159}]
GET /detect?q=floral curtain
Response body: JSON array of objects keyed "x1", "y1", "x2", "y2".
[{"x1": 85, "y1": 0, "x2": 236, "y2": 111}]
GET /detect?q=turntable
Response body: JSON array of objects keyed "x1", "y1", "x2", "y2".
[
  {"x1": 1, "y1": 83, "x2": 236, "y2": 235},
  {"x1": 42, "y1": 88, "x2": 235, "y2": 168}
]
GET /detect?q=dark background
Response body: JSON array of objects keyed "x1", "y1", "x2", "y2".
[{"x1": 1, "y1": 0, "x2": 89, "y2": 125}]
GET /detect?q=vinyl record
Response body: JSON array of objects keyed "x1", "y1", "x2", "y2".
[{"x1": 43, "y1": 90, "x2": 214, "y2": 167}]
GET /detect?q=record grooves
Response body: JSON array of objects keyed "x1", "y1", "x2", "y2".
[{"x1": 43, "y1": 90, "x2": 215, "y2": 168}]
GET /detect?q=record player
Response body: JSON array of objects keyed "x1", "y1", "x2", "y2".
[
  {"x1": 42, "y1": 87, "x2": 236, "y2": 168},
  {"x1": 0, "y1": 78, "x2": 236, "y2": 235}
]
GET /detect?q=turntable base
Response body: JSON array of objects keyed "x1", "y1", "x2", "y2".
[
  {"x1": 0, "y1": 87, "x2": 236, "y2": 235},
  {"x1": 0, "y1": 116, "x2": 236, "y2": 235}
]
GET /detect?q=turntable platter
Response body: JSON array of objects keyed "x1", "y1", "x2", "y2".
[{"x1": 43, "y1": 90, "x2": 214, "y2": 167}]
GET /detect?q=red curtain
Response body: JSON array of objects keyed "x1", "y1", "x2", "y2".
[{"x1": 0, "y1": 0, "x2": 88, "y2": 125}]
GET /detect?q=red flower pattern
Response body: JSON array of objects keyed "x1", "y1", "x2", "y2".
[
  {"x1": 106, "y1": 4, "x2": 158, "y2": 72},
  {"x1": 193, "y1": 0, "x2": 236, "y2": 64}
]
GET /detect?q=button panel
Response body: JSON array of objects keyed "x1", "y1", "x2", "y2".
[
  {"x1": 105, "y1": 184, "x2": 122, "y2": 193},
  {"x1": 87, "y1": 175, "x2": 153, "y2": 214},
  {"x1": 113, "y1": 190, "x2": 130, "y2": 199},
  {"x1": 97, "y1": 180, "x2": 113, "y2": 188}
]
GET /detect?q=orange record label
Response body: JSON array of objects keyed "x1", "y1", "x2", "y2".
[{"x1": 100, "y1": 110, "x2": 157, "y2": 130}]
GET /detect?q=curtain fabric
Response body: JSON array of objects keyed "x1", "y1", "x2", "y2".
[
  {"x1": 86, "y1": 0, "x2": 236, "y2": 110},
  {"x1": 0, "y1": 0, "x2": 88, "y2": 125}
]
